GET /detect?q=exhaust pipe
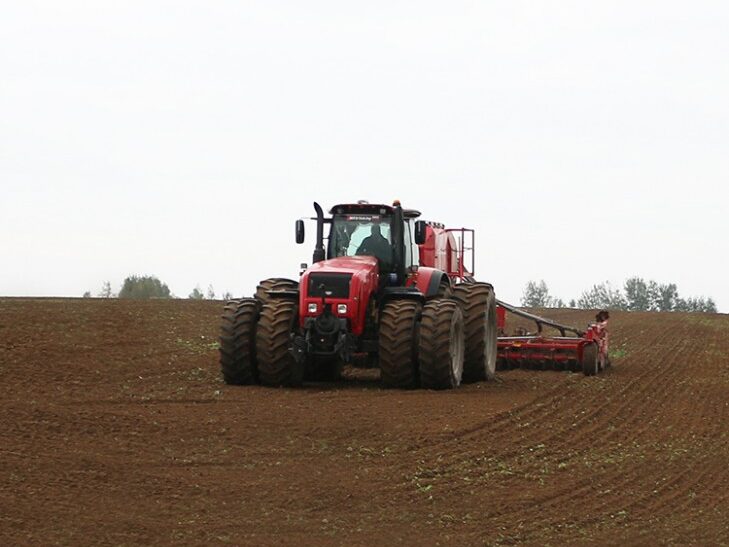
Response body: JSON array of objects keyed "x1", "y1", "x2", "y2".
[{"x1": 313, "y1": 202, "x2": 325, "y2": 263}]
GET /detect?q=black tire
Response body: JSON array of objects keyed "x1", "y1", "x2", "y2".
[
  {"x1": 256, "y1": 299, "x2": 302, "y2": 386},
  {"x1": 255, "y1": 278, "x2": 299, "y2": 304},
  {"x1": 453, "y1": 282, "x2": 498, "y2": 382},
  {"x1": 581, "y1": 343, "x2": 598, "y2": 376},
  {"x1": 219, "y1": 298, "x2": 260, "y2": 385},
  {"x1": 436, "y1": 279, "x2": 453, "y2": 299},
  {"x1": 419, "y1": 299, "x2": 465, "y2": 390},
  {"x1": 379, "y1": 300, "x2": 421, "y2": 388}
]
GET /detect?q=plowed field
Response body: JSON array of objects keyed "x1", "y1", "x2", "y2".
[{"x1": 1, "y1": 298, "x2": 728, "y2": 545}]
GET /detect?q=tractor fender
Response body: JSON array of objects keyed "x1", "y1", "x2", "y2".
[{"x1": 409, "y1": 267, "x2": 450, "y2": 298}]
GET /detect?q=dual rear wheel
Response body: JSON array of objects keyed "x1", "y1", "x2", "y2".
[
  {"x1": 220, "y1": 278, "x2": 302, "y2": 387},
  {"x1": 418, "y1": 300, "x2": 465, "y2": 390},
  {"x1": 453, "y1": 282, "x2": 498, "y2": 382},
  {"x1": 378, "y1": 285, "x2": 497, "y2": 390}
]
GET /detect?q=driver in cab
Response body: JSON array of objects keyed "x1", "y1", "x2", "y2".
[{"x1": 356, "y1": 224, "x2": 392, "y2": 266}]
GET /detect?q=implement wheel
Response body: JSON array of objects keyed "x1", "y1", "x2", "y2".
[
  {"x1": 453, "y1": 282, "x2": 498, "y2": 382},
  {"x1": 219, "y1": 298, "x2": 260, "y2": 385},
  {"x1": 379, "y1": 299, "x2": 421, "y2": 388},
  {"x1": 256, "y1": 299, "x2": 302, "y2": 386},
  {"x1": 581, "y1": 343, "x2": 599, "y2": 376},
  {"x1": 255, "y1": 278, "x2": 299, "y2": 305},
  {"x1": 419, "y1": 299, "x2": 465, "y2": 390}
]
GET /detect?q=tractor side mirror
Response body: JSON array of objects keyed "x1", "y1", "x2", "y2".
[
  {"x1": 414, "y1": 220, "x2": 427, "y2": 245},
  {"x1": 295, "y1": 219, "x2": 305, "y2": 244}
]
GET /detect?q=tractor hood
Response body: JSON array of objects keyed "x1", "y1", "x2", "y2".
[
  {"x1": 302, "y1": 256, "x2": 379, "y2": 301},
  {"x1": 308, "y1": 255, "x2": 379, "y2": 276}
]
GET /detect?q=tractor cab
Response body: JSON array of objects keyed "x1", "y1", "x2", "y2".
[{"x1": 326, "y1": 202, "x2": 422, "y2": 276}]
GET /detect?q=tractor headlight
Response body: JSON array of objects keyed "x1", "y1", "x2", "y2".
[
  {"x1": 308, "y1": 303, "x2": 318, "y2": 313},
  {"x1": 337, "y1": 304, "x2": 348, "y2": 315}
]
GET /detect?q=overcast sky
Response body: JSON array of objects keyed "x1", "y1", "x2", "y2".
[{"x1": 1, "y1": 1, "x2": 727, "y2": 310}]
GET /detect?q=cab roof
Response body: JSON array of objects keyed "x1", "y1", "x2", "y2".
[{"x1": 329, "y1": 202, "x2": 421, "y2": 219}]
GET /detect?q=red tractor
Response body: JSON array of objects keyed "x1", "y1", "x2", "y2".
[{"x1": 219, "y1": 200, "x2": 497, "y2": 389}]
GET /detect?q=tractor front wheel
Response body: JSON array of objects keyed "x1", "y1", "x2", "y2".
[
  {"x1": 379, "y1": 299, "x2": 421, "y2": 388},
  {"x1": 255, "y1": 278, "x2": 299, "y2": 305},
  {"x1": 419, "y1": 299, "x2": 465, "y2": 390},
  {"x1": 219, "y1": 298, "x2": 260, "y2": 385},
  {"x1": 256, "y1": 299, "x2": 302, "y2": 386}
]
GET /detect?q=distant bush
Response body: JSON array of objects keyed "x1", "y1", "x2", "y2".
[{"x1": 118, "y1": 275, "x2": 171, "y2": 299}]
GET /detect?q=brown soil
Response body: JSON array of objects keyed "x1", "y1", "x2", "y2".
[{"x1": 1, "y1": 298, "x2": 728, "y2": 545}]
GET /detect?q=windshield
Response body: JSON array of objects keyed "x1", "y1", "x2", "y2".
[{"x1": 329, "y1": 214, "x2": 394, "y2": 270}]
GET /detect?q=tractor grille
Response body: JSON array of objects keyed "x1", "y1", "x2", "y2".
[{"x1": 308, "y1": 273, "x2": 352, "y2": 299}]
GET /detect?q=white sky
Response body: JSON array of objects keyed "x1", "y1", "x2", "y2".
[{"x1": 1, "y1": 1, "x2": 727, "y2": 309}]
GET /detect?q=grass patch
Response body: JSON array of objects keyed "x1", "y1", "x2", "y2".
[{"x1": 175, "y1": 336, "x2": 219, "y2": 354}]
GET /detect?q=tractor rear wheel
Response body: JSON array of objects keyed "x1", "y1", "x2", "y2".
[
  {"x1": 436, "y1": 279, "x2": 453, "y2": 299},
  {"x1": 379, "y1": 299, "x2": 421, "y2": 388},
  {"x1": 255, "y1": 278, "x2": 299, "y2": 304},
  {"x1": 256, "y1": 299, "x2": 302, "y2": 386},
  {"x1": 581, "y1": 343, "x2": 599, "y2": 376},
  {"x1": 453, "y1": 282, "x2": 498, "y2": 382},
  {"x1": 419, "y1": 299, "x2": 465, "y2": 390},
  {"x1": 219, "y1": 298, "x2": 259, "y2": 385}
]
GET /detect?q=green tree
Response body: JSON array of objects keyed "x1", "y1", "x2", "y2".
[
  {"x1": 646, "y1": 281, "x2": 662, "y2": 311},
  {"x1": 98, "y1": 281, "x2": 114, "y2": 298},
  {"x1": 577, "y1": 282, "x2": 627, "y2": 310},
  {"x1": 521, "y1": 280, "x2": 562, "y2": 308},
  {"x1": 624, "y1": 277, "x2": 650, "y2": 311},
  {"x1": 655, "y1": 283, "x2": 678, "y2": 312},
  {"x1": 118, "y1": 275, "x2": 171, "y2": 299},
  {"x1": 189, "y1": 286, "x2": 204, "y2": 300},
  {"x1": 676, "y1": 295, "x2": 718, "y2": 313},
  {"x1": 206, "y1": 284, "x2": 216, "y2": 300}
]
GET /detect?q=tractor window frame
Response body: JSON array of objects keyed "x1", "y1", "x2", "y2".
[
  {"x1": 327, "y1": 213, "x2": 396, "y2": 271},
  {"x1": 403, "y1": 219, "x2": 416, "y2": 268}
]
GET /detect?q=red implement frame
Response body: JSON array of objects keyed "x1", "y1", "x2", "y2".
[{"x1": 495, "y1": 301, "x2": 610, "y2": 375}]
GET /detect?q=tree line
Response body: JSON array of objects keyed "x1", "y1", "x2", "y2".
[
  {"x1": 521, "y1": 278, "x2": 717, "y2": 312},
  {"x1": 85, "y1": 275, "x2": 717, "y2": 312},
  {"x1": 83, "y1": 275, "x2": 232, "y2": 301}
]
